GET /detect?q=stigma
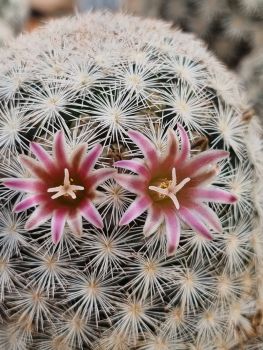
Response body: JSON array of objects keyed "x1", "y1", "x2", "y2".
[
  {"x1": 47, "y1": 168, "x2": 84, "y2": 200},
  {"x1": 149, "y1": 168, "x2": 190, "y2": 209}
]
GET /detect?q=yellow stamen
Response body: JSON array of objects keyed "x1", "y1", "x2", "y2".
[{"x1": 149, "y1": 168, "x2": 190, "y2": 209}]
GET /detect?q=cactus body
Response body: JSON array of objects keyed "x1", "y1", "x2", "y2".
[{"x1": 0, "y1": 12, "x2": 263, "y2": 350}]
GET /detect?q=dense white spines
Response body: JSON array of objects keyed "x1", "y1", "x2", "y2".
[
  {"x1": 207, "y1": 102, "x2": 247, "y2": 159},
  {"x1": 111, "y1": 295, "x2": 162, "y2": 341},
  {"x1": 0, "y1": 103, "x2": 31, "y2": 161},
  {"x1": 169, "y1": 261, "x2": 215, "y2": 313},
  {"x1": 0, "y1": 11, "x2": 262, "y2": 349},
  {"x1": 125, "y1": 251, "x2": 175, "y2": 301},
  {"x1": 66, "y1": 270, "x2": 121, "y2": 321},
  {"x1": 0, "y1": 209, "x2": 28, "y2": 258},
  {"x1": 162, "y1": 83, "x2": 212, "y2": 134}
]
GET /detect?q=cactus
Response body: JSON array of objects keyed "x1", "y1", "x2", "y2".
[
  {"x1": 0, "y1": 12, "x2": 263, "y2": 350},
  {"x1": 124, "y1": 0, "x2": 263, "y2": 69}
]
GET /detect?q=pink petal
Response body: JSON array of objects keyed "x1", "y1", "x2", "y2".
[
  {"x1": 88, "y1": 168, "x2": 116, "y2": 188},
  {"x1": 184, "y1": 150, "x2": 229, "y2": 176},
  {"x1": 25, "y1": 206, "x2": 52, "y2": 230},
  {"x1": 80, "y1": 144, "x2": 102, "y2": 175},
  {"x1": 128, "y1": 129, "x2": 158, "y2": 169},
  {"x1": 188, "y1": 187, "x2": 237, "y2": 204},
  {"x1": 3, "y1": 178, "x2": 45, "y2": 193},
  {"x1": 114, "y1": 173, "x2": 146, "y2": 195},
  {"x1": 178, "y1": 206, "x2": 213, "y2": 240},
  {"x1": 30, "y1": 142, "x2": 55, "y2": 171},
  {"x1": 119, "y1": 196, "x2": 151, "y2": 226},
  {"x1": 161, "y1": 129, "x2": 179, "y2": 169},
  {"x1": 80, "y1": 200, "x2": 103, "y2": 229},
  {"x1": 164, "y1": 209, "x2": 181, "y2": 255},
  {"x1": 19, "y1": 155, "x2": 48, "y2": 179},
  {"x1": 53, "y1": 131, "x2": 68, "y2": 167},
  {"x1": 191, "y1": 168, "x2": 218, "y2": 186},
  {"x1": 14, "y1": 194, "x2": 46, "y2": 212},
  {"x1": 177, "y1": 124, "x2": 190, "y2": 163},
  {"x1": 71, "y1": 144, "x2": 87, "y2": 170},
  {"x1": 189, "y1": 203, "x2": 222, "y2": 233},
  {"x1": 67, "y1": 213, "x2": 83, "y2": 236},
  {"x1": 52, "y1": 209, "x2": 67, "y2": 244},
  {"x1": 114, "y1": 160, "x2": 150, "y2": 179},
  {"x1": 143, "y1": 206, "x2": 164, "y2": 237}
]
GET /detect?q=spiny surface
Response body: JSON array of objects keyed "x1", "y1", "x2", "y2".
[{"x1": 0, "y1": 12, "x2": 262, "y2": 350}]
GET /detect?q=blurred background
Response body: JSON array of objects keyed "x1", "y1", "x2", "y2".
[
  {"x1": 0, "y1": 0, "x2": 263, "y2": 69},
  {"x1": 1, "y1": 0, "x2": 263, "y2": 117},
  {"x1": 3, "y1": 0, "x2": 261, "y2": 70}
]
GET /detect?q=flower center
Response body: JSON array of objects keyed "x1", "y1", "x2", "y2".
[
  {"x1": 149, "y1": 168, "x2": 190, "y2": 210},
  {"x1": 159, "y1": 179, "x2": 173, "y2": 194},
  {"x1": 47, "y1": 168, "x2": 84, "y2": 200}
]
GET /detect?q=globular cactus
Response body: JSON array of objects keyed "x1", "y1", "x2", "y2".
[
  {"x1": 0, "y1": 12, "x2": 263, "y2": 350},
  {"x1": 124, "y1": 0, "x2": 263, "y2": 69}
]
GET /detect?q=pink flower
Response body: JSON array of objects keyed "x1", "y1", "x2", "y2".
[
  {"x1": 115, "y1": 125, "x2": 237, "y2": 255},
  {"x1": 3, "y1": 131, "x2": 114, "y2": 244}
]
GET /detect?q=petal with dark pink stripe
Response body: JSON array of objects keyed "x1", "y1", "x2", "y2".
[
  {"x1": 143, "y1": 206, "x2": 164, "y2": 237},
  {"x1": 89, "y1": 168, "x2": 116, "y2": 189},
  {"x1": 79, "y1": 144, "x2": 102, "y2": 175},
  {"x1": 115, "y1": 160, "x2": 150, "y2": 179},
  {"x1": 19, "y1": 155, "x2": 48, "y2": 179},
  {"x1": 178, "y1": 206, "x2": 213, "y2": 240},
  {"x1": 188, "y1": 187, "x2": 237, "y2": 204},
  {"x1": 119, "y1": 196, "x2": 151, "y2": 226},
  {"x1": 25, "y1": 206, "x2": 52, "y2": 230},
  {"x1": 161, "y1": 129, "x2": 179, "y2": 169},
  {"x1": 80, "y1": 200, "x2": 103, "y2": 229},
  {"x1": 14, "y1": 194, "x2": 47, "y2": 212},
  {"x1": 189, "y1": 203, "x2": 222, "y2": 233},
  {"x1": 67, "y1": 213, "x2": 83, "y2": 237},
  {"x1": 177, "y1": 124, "x2": 190, "y2": 163},
  {"x1": 30, "y1": 142, "x2": 55, "y2": 171},
  {"x1": 128, "y1": 129, "x2": 158, "y2": 169},
  {"x1": 53, "y1": 131, "x2": 68, "y2": 167},
  {"x1": 184, "y1": 150, "x2": 229, "y2": 176},
  {"x1": 115, "y1": 173, "x2": 146, "y2": 195},
  {"x1": 164, "y1": 209, "x2": 180, "y2": 255},
  {"x1": 52, "y1": 209, "x2": 67, "y2": 244},
  {"x1": 70, "y1": 144, "x2": 87, "y2": 170},
  {"x1": 3, "y1": 178, "x2": 45, "y2": 193}
]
